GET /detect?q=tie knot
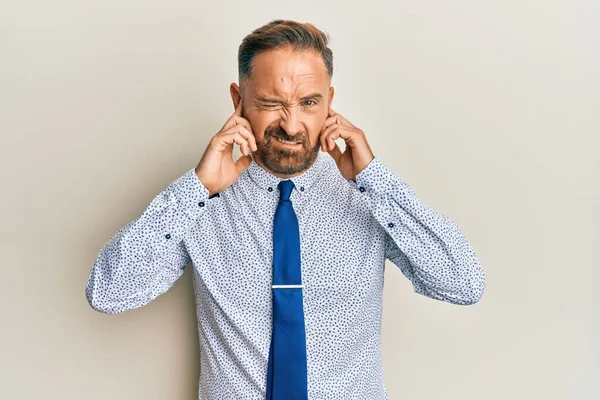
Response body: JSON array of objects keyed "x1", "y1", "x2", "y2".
[{"x1": 278, "y1": 179, "x2": 295, "y2": 201}]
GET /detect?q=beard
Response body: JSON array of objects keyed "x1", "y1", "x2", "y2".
[{"x1": 252, "y1": 125, "x2": 321, "y2": 176}]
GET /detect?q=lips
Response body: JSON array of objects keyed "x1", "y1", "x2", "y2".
[{"x1": 273, "y1": 136, "x2": 301, "y2": 145}]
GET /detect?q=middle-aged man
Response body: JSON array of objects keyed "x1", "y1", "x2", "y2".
[{"x1": 86, "y1": 19, "x2": 486, "y2": 400}]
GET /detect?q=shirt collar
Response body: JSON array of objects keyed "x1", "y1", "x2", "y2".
[{"x1": 246, "y1": 151, "x2": 331, "y2": 196}]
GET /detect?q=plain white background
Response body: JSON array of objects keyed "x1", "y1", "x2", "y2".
[{"x1": 1, "y1": 1, "x2": 598, "y2": 399}]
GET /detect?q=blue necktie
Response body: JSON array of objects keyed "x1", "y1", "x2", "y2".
[{"x1": 265, "y1": 179, "x2": 309, "y2": 400}]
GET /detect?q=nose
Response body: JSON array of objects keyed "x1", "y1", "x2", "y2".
[{"x1": 279, "y1": 106, "x2": 303, "y2": 137}]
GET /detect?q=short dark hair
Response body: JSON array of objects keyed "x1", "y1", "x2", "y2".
[{"x1": 237, "y1": 19, "x2": 333, "y2": 88}]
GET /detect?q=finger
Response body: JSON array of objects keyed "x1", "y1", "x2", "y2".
[
  {"x1": 333, "y1": 111, "x2": 354, "y2": 127},
  {"x1": 235, "y1": 154, "x2": 253, "y2": 173},
  {"x1": 324, "y1": 109, "x2": 355, "y2": 130},
  {"x1": 218, "y1": 131, "x2": 251, "y2": 155},
  {"x1": 327, "y1": 108, "x2": 341, "y2": 125},
  {"x1": 328, "y1": 141, "x2": 343, "y2": 163},
  {"x1": 322, "y1": 114, "x2": 339, "y2": 130},
  {"x1": 219, "y1": 99, "x2": 245, "y2": 132},
  {"x1": 322, "y1": 124, "x2": 353, "y2": 151},
  {"x1": 320, "y1": 122, "x2": 335, "y2": 150},
  {"x1": 235, "y1": 98, "x2": 243, "y2": 117},
  {"x1": 322, "y1": 113, "x2": 348, "y2": 130},
  {"x1": 229, "y1": 132, "x2": 248, "y2": 155},
  {"x1": 232, "y1": 116, "x2": 255, "y2": 137},
  {"x1": 235, "y1": 125, "x2": 257, "y2": 152},
  {"x1": 328, "y1": 132, "x2": 339, "y2": 152},
  {"x1": 320, "y1": 123, "x2": 343, "y2": 150},
  {"x1": 321, "y1": 126, "x2": 338, "y2": 152},
  {"x1": 220, "y1": 124, "x2": 257, "y2": 152},
  {"x1": 232, "y1": 132, "x2": 249, "y2": 156}
]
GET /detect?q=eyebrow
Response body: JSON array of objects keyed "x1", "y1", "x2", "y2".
[{"x1": 255, "y1": 93, "x2": 323, "y2": 104}]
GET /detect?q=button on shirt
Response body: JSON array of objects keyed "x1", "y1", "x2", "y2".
[{"x1": 85, "y1": 152, "x2": 486, "y2": 400}]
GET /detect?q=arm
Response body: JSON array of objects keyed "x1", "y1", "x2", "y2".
[
  {"x1": 354, "y1": 157, "x2": 486, "y2": 305},
  {"x1": 85, "y1": 168, "x2": 212, "y2": 314}
]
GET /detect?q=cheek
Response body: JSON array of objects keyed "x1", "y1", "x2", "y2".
[
  {"x1": 246, "y1": 114, "x2": 271, "y2": 139},
  {"x1": 307, "y1": 118, "x2": 326, "y2": 144}
]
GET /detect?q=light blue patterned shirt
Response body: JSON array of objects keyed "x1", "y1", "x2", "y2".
[{"x1": 86, "y1": 151, "x2": 486, "y2": 399}]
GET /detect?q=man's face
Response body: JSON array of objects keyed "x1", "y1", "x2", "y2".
[{"x1": 233, "y1": 46, "x2": 334, "y2": 177}]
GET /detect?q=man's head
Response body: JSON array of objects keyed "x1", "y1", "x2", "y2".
[{"x1": 230, "y1": 20, "x2": 335, "y2": 177}]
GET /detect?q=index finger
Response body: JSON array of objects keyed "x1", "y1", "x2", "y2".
[
  {"x1": 220, "y1": 99, "x2": 249, "y2": 132},
  {"x1": 235, "y1": 98, "x2": 243, "y2": 117},
  {"x1": 322, "y1": 108, "x2": 345, "y2": 130},
  {"x1": 326, "y1": 108, "x2": 354, "y2": 128}
]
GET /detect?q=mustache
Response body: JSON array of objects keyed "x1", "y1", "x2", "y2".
[{"x1": 265, "y1": 126, "x2": 304, "y2": 143}]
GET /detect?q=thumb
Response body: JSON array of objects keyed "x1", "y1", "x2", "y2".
[
  {"x1": 328, "y1": 142, "x2": 343, "y2": 164},
  {"x1": 235, "y1": 154, "x2": 253, "y2": 174}
]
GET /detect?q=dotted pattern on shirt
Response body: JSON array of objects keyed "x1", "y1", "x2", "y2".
[{"x1": 86, "y1": 151, "x2": 486, "y2": 400}]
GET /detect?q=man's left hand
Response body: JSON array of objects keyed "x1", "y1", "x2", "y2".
[{"x1": 320, "y1": 108, "x2": 375, "y2": 181}]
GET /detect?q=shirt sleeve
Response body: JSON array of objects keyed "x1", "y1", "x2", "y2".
[
  {"x1": 85, "y1": 167, "x2": 212, "y2": 314},
  {"x1": 354, "y1": 156, "x2": 486, "y2": 305}
]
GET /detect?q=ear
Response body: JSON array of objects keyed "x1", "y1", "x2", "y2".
[
  {"x1": 230, "y1": 82, "x2": 242, "y2": 111},
  {"x1": 328, "y1": 86, "x2": 335, "y2": 109}
]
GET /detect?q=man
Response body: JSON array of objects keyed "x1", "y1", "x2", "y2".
[{"x1": 86, "y1": 19, "x2": 486, "y2": 400}]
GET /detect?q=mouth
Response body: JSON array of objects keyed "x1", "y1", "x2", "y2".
[{"x1": 273, "y1": 136, "x2": 302, "y2": 147}]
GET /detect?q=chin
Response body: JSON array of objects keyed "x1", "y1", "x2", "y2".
[{"x1": 257, "y1": 143, "x2": 320, "y2": 176}]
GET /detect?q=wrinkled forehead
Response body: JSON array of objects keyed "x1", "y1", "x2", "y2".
[{"x1": 246, "y1": 48, "x2": 329, "y2": 101}]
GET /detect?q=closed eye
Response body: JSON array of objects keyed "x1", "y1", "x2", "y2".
[{"x1": 261, "y1": 103, "x2": 282, "y2": 109}]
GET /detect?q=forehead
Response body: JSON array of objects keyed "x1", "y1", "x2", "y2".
[{"x1": 247, "y1": 47, "x2": 329, "y2": 99}]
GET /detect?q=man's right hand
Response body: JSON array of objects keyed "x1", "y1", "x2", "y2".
[{"x1": 195, "y1": 100, "x2": 258, "y2": 196}]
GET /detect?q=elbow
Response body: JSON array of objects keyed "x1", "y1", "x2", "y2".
[
  {"x1": 460, "y1": 267, "x2": 486, "y2": 305},
  {"x1": 461, "y1": 285, "x2": 484, "y2": 305},
  {"x1": 85, "y1": 277, "x2": 147, "y2": 314},
  {"x1": 85, "y1": 278, "x2": 123, "y2": 315},
  {"x1": 86, "y1": 287, "x2": 113, "y2": 314},
  {"x1": 86, "y1": 293, "x2": 125, "y2": 315},
  {"x1": 435, "y1": 263, "x2": 486, "y2": 306},
  {"x1": 474, "y1": 277, "x2": 486, "y2": 304},
  {"x1": 414, "y1": 262, "x2": 486, "y2": 306}
]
